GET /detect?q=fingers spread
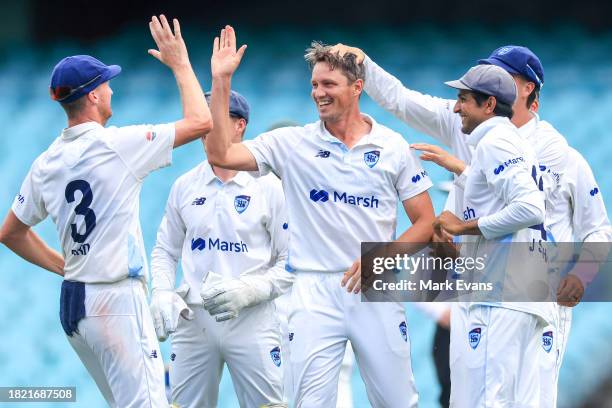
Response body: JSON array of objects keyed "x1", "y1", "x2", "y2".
[{"x1": 173, "y1": 18, "x2": 181, "y2": 38}]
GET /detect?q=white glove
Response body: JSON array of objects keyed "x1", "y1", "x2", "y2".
[
  {"x1": 200, "y1": 272, "x2": 269, "y2": 322},
  {"x1": 150, "y1": 283, "x2": 194, "y2": 341}
]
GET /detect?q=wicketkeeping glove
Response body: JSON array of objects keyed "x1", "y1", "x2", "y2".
[
  {"x1": 200, "y1": 272, "x2": 270, "y2": 322},
  {"x1": 149, "y1": 283, "x2": 194, "y2": 341}
]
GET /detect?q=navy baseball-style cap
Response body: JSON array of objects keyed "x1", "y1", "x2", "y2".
[
  {"x1": 205, "y1": 90, "x2": 250, "y2": 123},
  {"x1": 50, "y1": 55, "x2": 121, "y2": 103},
  {"x1": 478, "y1": 45, "x2": 544, "y2": 89},
  {"x1": 445, "y1": 65, "x2": 517, "y2": 106}
]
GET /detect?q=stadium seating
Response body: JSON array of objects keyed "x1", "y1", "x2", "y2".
[{"x1": 0, "y1": 24, "x2": 610, "y2": 407}]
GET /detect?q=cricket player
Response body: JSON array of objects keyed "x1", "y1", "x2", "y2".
[
  {"x1": 0, "y1": 15, "x2": 212, "y2": 407},
  {"x1": 149, "y1": 90, "x2": 293, "y2": 408},
  {"x1": 435, "y1": 64, "x2": 552, "y2": 405},
  {"x1": 330, "y1": 43, "x2": 610, "y2": 406},
  {"x1": 205, "y1": 26, "x2": 435, "y2": 407}
]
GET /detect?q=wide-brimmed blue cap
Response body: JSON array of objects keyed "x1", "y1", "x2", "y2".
[{"x1": 50, "y1": 55, "x2": 121, "y2": 103}]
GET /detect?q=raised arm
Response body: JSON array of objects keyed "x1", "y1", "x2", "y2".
[
  {"x1": 205, "y1": 26, "x2": 258, "y2": 171},
  {"x1": 148, "y1": 15, "x2": 212, "y2": 148},
  {"x1": 331, "y1": 44, "x2": 460, "y2": 147}
]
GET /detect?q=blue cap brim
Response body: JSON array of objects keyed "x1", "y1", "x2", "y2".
[{"x1": 478, "y1": 57, "x2": 520, "y2": 76}]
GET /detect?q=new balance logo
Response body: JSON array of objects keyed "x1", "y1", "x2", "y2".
[
  {"x1": 16, "y1": 194, "x2": 24, "y2": 204},
  {"x1": 309, "y1": 189, "x2": 329, "y2": 202},
  {"x1": 192, "y1": 197, "x2": 206, "y2": 205},
  {"x1": 590, "y1": 187, "x2": 599, "y2": 196},
  {"x1": 315, "y1": 150, "x2": 331, "y2": 158},
  {"x1": 150, "y1": 350, "x2": 158, "y2": 358}
]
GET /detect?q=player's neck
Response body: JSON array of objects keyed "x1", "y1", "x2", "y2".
[
  {"x1": 511, "y1": 107, "x2": 534, "y2": 128},
  {"x1": 212, "y1": 165, "x2": 239, "y2": 183},
  {"x1": 324, "y1": 110, "x2": 371, "y2": 149},
  {"x1": 67, "y1": 112, "x2": 106, "y2": 129}
]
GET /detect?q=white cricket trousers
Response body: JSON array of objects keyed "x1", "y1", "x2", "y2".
[
  {"x1": 450, "y1": 304, "x2": 547, "y2": 408},
  {"x1": 66, "y1": 278, "x2": 167, "y2": 408},
  {"x1": 540, "y1": 305, "x2": 571, "y2": 408},
  {"x1": 169, "y1": 300, "x2": 285, "y2": 408},
  {"x1": 289, "y1": 271, "x2": 418, "y2": 408}
]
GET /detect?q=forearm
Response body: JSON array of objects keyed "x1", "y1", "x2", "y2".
[
  {"x1": 243, "y1": 254, "x2": 294, "y2": 302},
  {"x1": 2, "y1": 230, "x2": 64, "y2": 276},
  {"x1": 150, "y1": 245, "x2": 179, "y2": 292},
  {"x1": 478, "y1": 201, "x2": 543, "y2": 239},
  {"x1": 205, "y1": 73, "x2": 235, "y2": 165},
  {"x1": 173, "y1": 64, "x2": 213, "y2": 146}
]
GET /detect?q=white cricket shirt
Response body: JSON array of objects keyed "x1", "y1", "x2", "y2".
[
  {"x1": 150, "y1": 162, "x2": 292, "y2": 305},
  {"x1": 12, "y1": 121, "x2": 175, "y2": 283},
  {"x1": 364, "y1": 55, "x2": 474, "y2": 214},
  {"x1": 244, "y1": 115, "x2": 432, "y2": 272}
]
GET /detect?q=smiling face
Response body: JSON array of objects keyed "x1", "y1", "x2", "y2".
[
  {"x1": 310, "y1": 62, "x2": 362, "y2": 123},
  {"x1": 453, "y1": 90, "x2": 495, "y2": 134}
]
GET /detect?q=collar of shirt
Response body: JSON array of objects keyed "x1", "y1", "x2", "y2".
[
  {"x1": 316, "y1": 113, "x2": 386, "y2": 149},
  {"x1": 467, "y1": 116, "x2": 512, "y2": 147},
  {"x1": 517, "y1": 113, "x2": 539, "y2": 140},
  {"x1": 200, "y1": 161, "x2": 250, "y2": 187},
  {"x1": 61, "y1": 121, "x2": 103, "y2": 141}
]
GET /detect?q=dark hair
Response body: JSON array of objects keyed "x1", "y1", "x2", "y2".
[
  {"x1": 472, "y1": 91, "x2": 514, "y2": 119},
  {"x1": 304, "y1": 41, "x2": 365, "y2": 83},
  {"x1": 59, "y1": 97, "x2": 86, "y2": 118}
]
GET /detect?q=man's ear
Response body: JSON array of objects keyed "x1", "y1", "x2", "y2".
[
  {"x1": 487, "y1": 96, "x2": 497, "y2": 114},
  {"x1": 87, "y1": 90, "x2": 98, "y2": 105},
  {"x1": 353, "y1": 78, "x2": 363, "y2": 97}
]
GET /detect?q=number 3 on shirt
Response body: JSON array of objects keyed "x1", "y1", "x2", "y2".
[{"x1": 65, "y1": 180, "x2": 97, "y2": 243}]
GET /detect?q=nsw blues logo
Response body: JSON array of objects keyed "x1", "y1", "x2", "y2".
[
  {"x1": 399, "y1": 321, "x2": 408, "y2": 342},
  {"x1": 270, "y1": 346, "x2": 281, "y2": 367},
  {"x1": 469, "y1": 328, "x2": 481, "y2": 350},
  {"x1": 542, "y1": 331, "x2": 553, "y2": 353},
  {"x1": 234, "y1": 195, "x2": 251, "y2": 214},
  {"x1": 364, "y1": 150, "x2": 380, "y2": 168}
]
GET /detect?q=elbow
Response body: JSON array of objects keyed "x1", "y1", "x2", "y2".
[
  {"x1": 206, "y1": 152, "x2": 225, "y2": 168},
  {"x1": 197, "y1": 115, "x2": 213, "y2": 135}
]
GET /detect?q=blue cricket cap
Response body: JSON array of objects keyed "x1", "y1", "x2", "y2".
[
  {"x1": 50, "y1": 55, "x2": 121, "y2": 103},
  {"x1": 205, "y1": 90, "x2": 250, "y2": 123},
  {"x1": 478, "y1": 45, "x2": 544, "y2": 89}
]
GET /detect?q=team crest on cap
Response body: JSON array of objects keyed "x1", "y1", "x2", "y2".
[
  {"x1": 234, "y1": 195, "x2": 251, "y2": 214},
  {"x1": 270, "y1": 346, "x2": 281, "y2": 367},
  {"x1": 542, "y1": 331, "x2": 553, "y2": 353},
  {"x1": 399, "y1": 321, "x2": 408, "y2": 342},
  {"x1": 469, "y1": 328, "x2": 482, "y2": 349},
  {"x1": 364, "y1": 150, "x2": 380, "y2": 168},
  {"x1": 497, "y1": 46, "x2": 514, "y2": 56}
]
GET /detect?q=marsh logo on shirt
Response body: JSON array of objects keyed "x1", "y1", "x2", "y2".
[
  {"x1": 309, "y1": 188, "x2": 379, "y2": 208},
  {"x1": 411, "y1": 170, "x2": 428, "y2": 183},
  {"x1": 364, "y1": 150, "x2": 380, "y2": 168},
  {"x1": 234, "y1": 195, "x2": 251, "y2": 214},
  {"x1": 399, "y1": 321, "x2": 408, "y2": 342},
  {"x1": 590, "y1": 187, "x2": 600, "y2": 196},
  {"x1": 270, "y1": 346, "x2": 281, "y2": 367},
  {"x1": 493, "y1": 157, "x2": 524, "y2": 175},
  {"x1": 542, "y1": 331, "x2": 553, "y2": 353},
  {"x1": 469, "y1": 328, "x2": 481, "y2": 350}
]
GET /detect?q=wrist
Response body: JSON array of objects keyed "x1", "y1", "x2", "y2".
[{"x1": 171, "y1": 62, "x2": 193, "y2": 74}]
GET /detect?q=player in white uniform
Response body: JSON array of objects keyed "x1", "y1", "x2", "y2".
[
  {"x1": 205, "y1": 27, "x2": 436, "y2": 407},
  {"x1": 0, "y1": 16, "x2": 212, "y2": 408},
  {"x1": 331, "y1": 43, "x2": 611, "y2": 406},
  {"x1": 149, "y1": 90, "x2": 293, "y2": 408},
  {"x1": 434, "y1": 64, "x2": 552, "y2": 406}
]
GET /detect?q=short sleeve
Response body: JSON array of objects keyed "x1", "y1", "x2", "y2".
[
  {"x1": 395, "y1": 142, "x2": 433, "y2": 202},
  {"x1": 106, "y1": 123, "x2": 175, "y2": 180},
  {"x1": 12, "y1": 158, "x2": 47, "y2": 226},
  {"x1": 243, "y1": 127, "x2": 298, "y2": 178}
]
